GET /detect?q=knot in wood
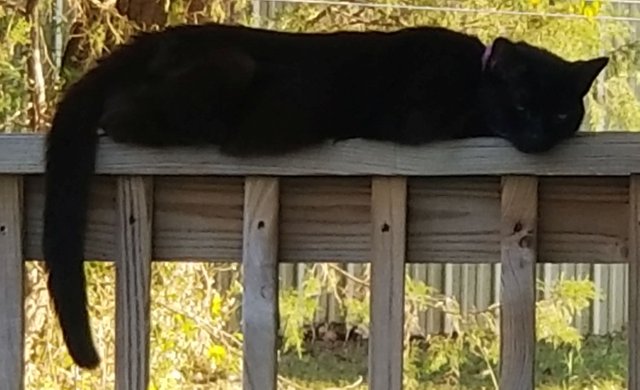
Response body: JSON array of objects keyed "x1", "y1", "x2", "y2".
[
  {"x1": 518, "y1": 235, "x2": 533, "y2": 249},
  {"x1": 260, "y1": 285, "x2": 273, "y2": 299}
]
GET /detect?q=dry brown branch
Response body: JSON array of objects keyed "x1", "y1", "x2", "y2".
[
  {"x1": 25, "y1": 0, "x2": 47, "y2": 131},
  {"x1": 0, "y1": 0, "x2": 25, "y2": 13}
]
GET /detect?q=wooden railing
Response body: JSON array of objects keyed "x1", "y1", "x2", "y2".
[{"x1": 1, "y1": 132, "x2": 639, "y2": 390}]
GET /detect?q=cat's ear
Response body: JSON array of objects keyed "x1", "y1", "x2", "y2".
[
  {"x1": 573, "y1": 57, "x2": 609, "y2": 96},
  {"x1": 484, "y1": 37, "x2": 524, "y2": 79}
]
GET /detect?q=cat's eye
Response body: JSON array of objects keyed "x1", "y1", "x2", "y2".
[{"x1": 557, "y1": 113, "x2": 568, "y2": 120}]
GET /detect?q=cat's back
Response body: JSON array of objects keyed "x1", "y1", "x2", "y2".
[{"x1": 123, "y1": 23, "x2": 483, "y2": 65}]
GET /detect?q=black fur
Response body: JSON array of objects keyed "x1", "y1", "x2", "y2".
[{"x1": 43, "y1": 23, "x2": 608, "y2": 368}]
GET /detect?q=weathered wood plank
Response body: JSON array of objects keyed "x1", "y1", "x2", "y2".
[
  {"x1": 242, "y1": 177, "x2": 279, "y2": 390},
  {"x1": 24, "y1": 176, "x2": 116, "y2": 260},
  {"x1": 629, "y1": 175, "x2": 640, "y2": 390},
  {"x1": 0, "y1": 176, "x2": 23, "y2": 390},
  {"x1": 408, "y1": 177, "x2": 627, "y2": 264},
  {"x1": 408, "y1": 178, "x2": 501, "y2": 263},
  {"x1": 115, "y1": 176, "x2": 153, "y2": 390},
  {"x1": 22, "y1": 176, "x2": 629, "y2": 264},
  {"x1": 5, "y1": 132, "x2": 640, "y2": 176},
  {"x1": 153, "y1": 177, "x2": 244, "y2": 260},
  {"x1": 280, "y1": 178, "x2": 371, "y2": 262},
  {"x1": 500, "y1": 176, "x2": 537, "y2": 390},
  {"x1": 369, "y1": 177, "x2": 407, "y2": 390},
  {"x1": 538, "y1": 177, "x2": 628, "y2": 264}
]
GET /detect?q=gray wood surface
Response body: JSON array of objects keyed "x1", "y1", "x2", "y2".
[
  {"x1": 242, "y1": 177, "x2": 279, "y2": 390},
  {"x1": 369, "y1": 177, "x2": 407, "y2": 390},
  {"x1": 0, "y1": 176, "x2": 23, "y2": 390},
  {"x1": 499, "y1": 176, "x2": 538, "y2": 390},
  {"x1": 4, "y1": 132, "x2": 640, "y2": 176},
  {"x1": 629, "y1": 176, "x2": 640, "y2": 390},
  {"x1": 115, "y1": 177, "x2": 153, "y2": 390}
]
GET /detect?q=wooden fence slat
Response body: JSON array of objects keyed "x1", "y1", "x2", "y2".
[
  {"x1": 242, "y1": 177, "x2": 279, "y2": 390},
  {"x1": 115, "y1": 176, "x2": 153, "y2": 390},
  {"x1": 369, "y1": 177, "x2": 407, "y2": 390},
  {"x1": 0, "y1": 176, "x2": 23, "y2": 390},
  {"x1": 629, "y1": 175, "x2": 640, "y2": 390},
  {"x1": 500, "y1": 176, "x2": 537, "y2": 390}
]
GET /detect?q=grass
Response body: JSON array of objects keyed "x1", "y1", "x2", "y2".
[{"x1": 277, "y1": 335, "x2": 627, "y2": 390}]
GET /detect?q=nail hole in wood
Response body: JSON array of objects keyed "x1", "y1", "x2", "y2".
[
  {"x1": 129, "y1": 215, "x2": 136, "y2": 225},
  {"x1": 513, "y1": 222, "x2": 523, "y2": 233},
  {"x1": 257, "y1": 221, "x2": 265, "y2": 229},
  {"x1": 621, "y1": 245, "x2": 629, "y2": 258},
  {"x1": 0, "y1": 225, "x2": 5, "y2": 234},
  {"x1": 381, "y1": 223, "x2": 390, "y2": 233}
]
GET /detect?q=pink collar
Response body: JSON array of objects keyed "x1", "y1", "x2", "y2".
[{"x1": 481, "y1": 43, "x2": 492, "y2": 71}]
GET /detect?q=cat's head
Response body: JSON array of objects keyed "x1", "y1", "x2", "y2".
[{"x1": 480, "y1": 37, "x2": 608, "y2": 153}]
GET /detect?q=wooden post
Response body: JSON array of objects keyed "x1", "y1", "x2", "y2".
[
  {"x1": 369, "y1": 177, "x2": 407, "y2": 390},
  {"x1": 242, "y1": 177, "x2": 279, "y2": 390},
  {"x1": 115, "y1": 176, "x2": 153, "y2": 390},
  {"x1": 629, "y1": 175, "x2": 640, "y2": 390},
  {"x1": 500, "y1": 176, "x2": 537, "y2": 390},
  {"x1": 0, "y1": 176, "x2": 23, "y2": 390}
]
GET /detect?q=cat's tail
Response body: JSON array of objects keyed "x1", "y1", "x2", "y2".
[{"x1": 43, "y1": 67, "x2": 111, "y2": 369}]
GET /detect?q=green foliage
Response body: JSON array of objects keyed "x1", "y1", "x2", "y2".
[
  {"x1": 0, "y1": 9, "x2": 31, "y2": 131},
  {"x1": 24, "y1": 258, "x2": 622, "y2": 389},
  {"x1": 537, "y1": 276, "x2": 597, "y2": 349},
  {"x1": 280, "y1": 267, "x2": 323, "y2": 355},
  {"x1": 25, "y1": 262, "x2": 245, "y2": 389},
  {"x1": 276, "y1": 264, "x2": 602, "y2": 389},
  {"x1": 403, "y1": 276, "x2": 598, "y2": 389}
]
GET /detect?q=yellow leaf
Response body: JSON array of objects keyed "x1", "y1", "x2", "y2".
[
  {"x1": 211, "y1": 294, "x2": 222, "y2": 317},
  {"x1": 208, "y1": 344, "x2": 227, "y2": 361}
]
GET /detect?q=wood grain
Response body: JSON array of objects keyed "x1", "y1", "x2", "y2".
[
  {"x1": 0, "y1": 176, "x2": 23, "y2": 390},
  {"x1": 21, "y1": 176, "x2": 628, "y2": 264},
  {"x1": 115, "y1": 176, "x2": 153, "y2": 390},
  {"x1": 153, "y1": 177, "x2": 244, "y2": 260},
  {"x1": 242, "y1": 177, "x2": 279, "y2": 390},
  {"x1": 408, "y1": 178, "x2": 501, "y2": 263},
  {"x1": 539, "y1": 177, "x2": 628, "y2": 264},
  {"x1": 500, "y1": 176, "x2": 537, "y2": 390},
  {"x1": 629, "y1": 175, "x2": 640, "y2": 390},
  {"x1": 280, "y1": 178, "x2": 371, "y2": 262},
  {"x1": 369, "y1": 177, "x2": 407, "y2": 390},
  {"x1": 5, "y1": 132, "x2": 640, "y2": 176},
  {"x1": 24, "y1": 176, "x2": 116, "y2": 260}
]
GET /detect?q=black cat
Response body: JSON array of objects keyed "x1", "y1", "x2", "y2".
[{"x1": 43, "y1": 22, "x2": 608, "y2": 368}]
